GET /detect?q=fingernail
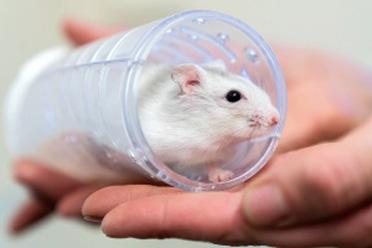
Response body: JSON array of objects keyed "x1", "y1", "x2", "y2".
[
  {"x1": 83, "y1": 215, "x2": 102, "y2": 223},
  {"x1": 242, "y1": 184, "x2": 290, "y2": 226}
]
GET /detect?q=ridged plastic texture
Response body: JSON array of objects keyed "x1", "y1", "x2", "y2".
[{"x1": 4, "y1": 10, "x2": 287, "y2": 191}]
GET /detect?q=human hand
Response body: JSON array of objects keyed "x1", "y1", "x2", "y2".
[
  {"x1": 81, "y1": 117, "x2": 372, "y2": 247},
  {"x1": 71, "y1": 20, "x2": 372, "y2": 247},
  {"x1": 274, "y1": 44, "x2": 372, "y2": 152},
  {"x1": 8, "y1": 159, "x2": 102, "y2": 234},
  {"x1": 11, "y1": 18, "x2": 372, "y2": 247}
]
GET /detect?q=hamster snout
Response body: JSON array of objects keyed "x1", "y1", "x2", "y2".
[
  {"x1": 250, "y1": 110, "x2": 280, "y2": 128},
  {"x1": 270, "y1": 112, "x2": 280, "y2": 126}
]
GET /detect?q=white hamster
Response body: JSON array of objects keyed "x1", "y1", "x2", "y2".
[
  {"x1": 34, "y1": 60, "x2": 279, "y2": 184},
  {"x1": 138, "y1": 60, "x2": 279, "y2": 182}
]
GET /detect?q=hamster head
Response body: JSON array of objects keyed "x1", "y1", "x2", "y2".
[{"x1": 170, "y1": 61, "x2": 280, "y2": 144}]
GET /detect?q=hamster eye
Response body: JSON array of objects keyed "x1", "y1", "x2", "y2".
[{"x1": 225, "y1": 90, "x2": 242, "y2": 103}]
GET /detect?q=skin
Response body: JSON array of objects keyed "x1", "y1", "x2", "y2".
[{"x1": 8, "y1": 18, "x2": 372, "y2": 247}]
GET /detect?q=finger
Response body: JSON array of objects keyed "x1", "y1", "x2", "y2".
[
  {"x1": 274, "y1": 45, "x2": 372, "y2": 153},
  {"x1": 272, "y1": 44, "x2": 314, "y2": 89},
  {"x1": 252, "y1": 202, "x2": 372, "y2": 248},
  {"x1": 243, "y1": 117, "x2": 372, "y2": 227},
  {"x1": 100, "y1": 192, "x2": 252, "y2": 245},
  {"x1": 277, "y1": 82, "x2": 358, "y2": 153},
  {"x1": 8, "y1": 197, "x2": 53, "y2": 235},
  {"x1": 273, "y1": 44, "x2": 372, "y2": 92},
  {"x1": 57, "y1": 185, "x2": 104, "y2": 217},
  {"x1": 62, "y1": 18, "x2": 123, "y2": 46},
  {"x1": 13, "y1": 159, "x2": 83, "y2": 200},
  {"x1": 97, "y1": 185, "x2": 372, "y2": 247},
  {"x1": 82, "y1": 185, "x2": 179, "y2": 221}
]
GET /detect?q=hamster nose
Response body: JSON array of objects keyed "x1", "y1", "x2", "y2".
[{"x1": 270, "y1": 114, "x2": 280, "y2": 126}]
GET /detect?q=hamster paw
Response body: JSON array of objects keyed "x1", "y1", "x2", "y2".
[{"x1": 208, "y1": 168, "x2": 234, "y2": 183}]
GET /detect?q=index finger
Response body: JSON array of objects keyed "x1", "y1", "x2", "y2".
[
  {"x1": 63, "y1": 18, "x2": 123, "y2": 46},
  {"x1": 13, "y1": 159, "x2": 84, "y2": 200},
  {"x1": 100, "y1": 191, "x2": 249, "y2": 245}
]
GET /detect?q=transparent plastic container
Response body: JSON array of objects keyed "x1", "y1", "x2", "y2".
[{"x1": 4, "y1": 10, "x2": 287, "y2": 191}]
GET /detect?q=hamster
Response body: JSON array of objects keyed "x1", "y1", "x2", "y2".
[
  {"x1": 138, "y1": 60, "x2": 279, "y2": 182},
  {"x1": 34, "y1": 60, "x2": 279, "y2": 184}
]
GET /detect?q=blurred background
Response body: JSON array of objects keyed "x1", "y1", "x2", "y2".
[{"x1": 1, "y1": 0, "x2": 372, "y2": 247}]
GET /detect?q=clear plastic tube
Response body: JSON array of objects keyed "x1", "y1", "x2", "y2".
[{"x1": 4, "y1": 10, "x2": 287, "y2": 191}]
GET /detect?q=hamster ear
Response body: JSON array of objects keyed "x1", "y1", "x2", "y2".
[
  {"x1": 171, "y1": 64, "x2": 204, "y2": 94},
  {"x1": 204, "y1": 59, "x2": 226, "y2": 71}
]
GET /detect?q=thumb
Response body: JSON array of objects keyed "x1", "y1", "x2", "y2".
[
  {"x1": 242, "y1": 117, "x2": 372, "y2": 227},
  {"x1": 62, "y1": 18, "x2": 123, "y2": 46}
]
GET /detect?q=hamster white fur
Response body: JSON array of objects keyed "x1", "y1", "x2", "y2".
[
  {"x1": 34, "y1": 61, "x2": 279, "y2": 184},
  {"x1": 138, "y1": 60, "x2": 279, "y2": 182}
]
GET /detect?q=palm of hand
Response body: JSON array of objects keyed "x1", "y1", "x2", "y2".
[{"x1": 10, "y1": 19, "x2": 372, "y2": 247}]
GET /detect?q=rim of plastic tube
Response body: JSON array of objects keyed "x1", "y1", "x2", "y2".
[{"x1": 123, "y1": 9, "x2": 287, "y2": 192}]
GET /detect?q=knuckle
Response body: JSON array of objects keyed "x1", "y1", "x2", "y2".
[
  {"x1": 155, "y1": 196, "x2": 172, "y2": 238},
  {"x1": 356, "y1": 213, "x2": 372, "y2": 246},
  {"x1": 272, "y1": 144, "x2": 367, "y2": 220},
  {"x1": 300, "y1": 151, "x2": 348, "y2": 213},
  {"x1": 343, "y1": 220, "x2": 372, "y2": 247}
]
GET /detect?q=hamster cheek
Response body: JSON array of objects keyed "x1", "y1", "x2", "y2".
[{"x1": 234, "y1": 119, "x2": 252, "y2": 138}]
